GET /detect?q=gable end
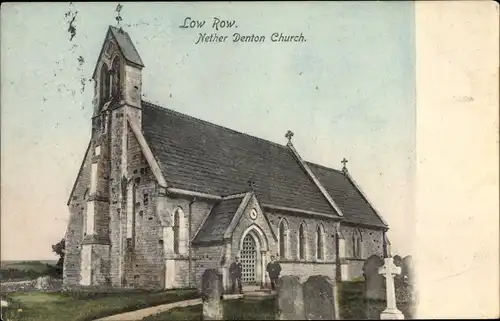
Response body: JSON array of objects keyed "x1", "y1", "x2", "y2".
[{"x1": 67, "y1": 140, "x2": 92, "y2": 205}]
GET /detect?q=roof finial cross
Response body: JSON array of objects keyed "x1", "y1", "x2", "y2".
[
  {"x1": 285, "y1": 130, "x2": 294, "y2": 144},
  {"x1": 341, "y1": 158, "x2": 348, "y2": 171}
]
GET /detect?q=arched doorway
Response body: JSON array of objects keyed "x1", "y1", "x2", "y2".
[
  {"x1": 237, "y1": 224, "x2": 269, "y2": 287},
  {"x1": 241, "y1": 234, "x2": 257, "y2": 283}
]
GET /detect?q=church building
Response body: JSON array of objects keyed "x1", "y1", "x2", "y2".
[{"x1": 63, "y1": 26, "x2": 390, "y2": 290}]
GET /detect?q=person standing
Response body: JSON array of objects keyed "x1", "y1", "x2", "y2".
[
  {"x1": 229, "y1": 257, "x2": 243, "y2": 294},
  {"x1": 266, "y1": 255, "x2": 282, "y2": 291}
]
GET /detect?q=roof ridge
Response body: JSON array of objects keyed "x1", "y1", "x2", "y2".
[
  {"x1": 142, "y1": 100, "x2": 289, "y2": 150},
  {"x1": 306, "y1": 161, "x2": 344, "y2": 174}
]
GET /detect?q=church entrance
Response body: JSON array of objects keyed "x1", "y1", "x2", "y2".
[
  {"x1": 241, "y1": 234, "x2": 257, "y2": 283},
  {"x1": 235, "y1": 224, "x2": 269, "y2": 290}
]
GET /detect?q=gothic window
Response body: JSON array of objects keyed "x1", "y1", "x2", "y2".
[
  {"x1": 99, "y1": 64, "x2": 110, "y2": 108},
  {"x1": 299, "y1": 222, "x2": 306, "y2": 260},
  {"x1": 352, "y1": 229, "x2": 363, "y2": 258},
  {"x1": 316, "y1": 224, "x2": 325, "y2": 260},
  {"x1": 173, "y1": 209, "x2": 180, "y2": 255},
  {"x1": 278, "y1": 219, "x2": 288, "y2": 259},
  {"x1": 110, "y1": 56, "x2": 122, "y2": 100}
]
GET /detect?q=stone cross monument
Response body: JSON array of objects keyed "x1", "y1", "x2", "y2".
[{"x1": 378, "y1": 257, "x2": 405, "y2": 320}]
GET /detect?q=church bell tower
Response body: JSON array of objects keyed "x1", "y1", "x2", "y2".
[{"x1": 80, "y1": 26, "x2": 144, "y2": 286}]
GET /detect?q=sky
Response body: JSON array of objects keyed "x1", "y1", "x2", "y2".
[{"x1": 1, "y1": 2, "x2": 415, "y2": 260}]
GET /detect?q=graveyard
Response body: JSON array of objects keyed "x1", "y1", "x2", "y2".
[
  {"x1": 142, "y1": 256, "x2": 414, "y2": 320},
  {"x1": 0, "y1": 254, "x2": 414, "y2": 320}
]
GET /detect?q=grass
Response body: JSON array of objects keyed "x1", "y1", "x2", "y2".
[
  {"x1": 143, "y1": 298, "x2": 276, "y2": 321},
  {"x1": 1, "y1": 289, "x2": 199, "y2": 321}
]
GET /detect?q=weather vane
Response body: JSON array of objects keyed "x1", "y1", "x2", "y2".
[{"x1": 115, "y1": 4, "x2": 123, "y2": 29}]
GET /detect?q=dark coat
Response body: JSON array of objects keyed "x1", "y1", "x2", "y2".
[
  {"x1": 266, "y1": 261, "x2": 282, "y2": 278},
  {"x1": 229, "y1": 262, "x2": 242, "y2": 279}
]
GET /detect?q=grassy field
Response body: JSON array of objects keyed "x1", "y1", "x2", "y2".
[
  {"x1": 0, "y1": 260, "x2": 59, "y2": 282},
  {"x1": 1, "y1": 289, "x2": 199, "y2": 321},
  {"x1": 1, "y1": 260, "x2": 58, "y2": 269}
]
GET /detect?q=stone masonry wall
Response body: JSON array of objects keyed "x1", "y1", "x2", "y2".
[
  {"x1": 108, "y1": 108, "x2": 126, "y2": 287},
  {"x1": 64, "y1": 142, "x2": 92, "y2": 286},
  {"x1": 279, "y1": 262, "x2": 336, "y2": 283},
  {"x1": 339, "y1": 224, "x2": 385, "y2": 280},
  {"x1": 264, "y1": 210, "x2": 338, "y2": 283},
  {"x1": 193, "y1": 244, "x2": 225, "y2": 289},
  {"x1": 339, "y1": 225, "x2": 384, "y2": 259},
  {"x1": 126, "y1": 129, "x2": 164, "y2": 289},
  {"x1": 161, "y1": 196, "x2": 216, "y2": 288},
  {"x1": 265, "y1": 211, "x2": 338, "y2": 263},
  {"x1": 91, "y1": 244, "x2": 111, "y2": 285}
]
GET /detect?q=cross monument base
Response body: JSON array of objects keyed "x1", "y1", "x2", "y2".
[{"x1": 381, "y1": 308, "x2": 405, "y2": 320}]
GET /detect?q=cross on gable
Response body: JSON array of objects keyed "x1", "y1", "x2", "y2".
[
  {"x1": 247, "y1": 179, "x2": 256, "y2": 190},
  {"x1": 285, "y1": 130, "x2": 294, "y2": 142},
  {"x1": 341, "y1": 158, "x2": 348, "y2": 168},
  {"x1": 379, "y1": 260, "x2": 401, "y2": 278}
]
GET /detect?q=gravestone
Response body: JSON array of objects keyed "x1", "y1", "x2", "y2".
[
  {"x1": 363, "y1": 255, "x2": 385, "y2": 300},
  {"x1": 1, "y1": 299, "x2": 9, "y2": 308},
  {"x1": 303, "y1": 275, "x2": 339, "y2": 320},
  {"x1": 402, "y1": 256, "x2": 413, "y2": 284},
  {"x1": 392, "y1": 255, "x2": 404, "y2": 288},
  {"x1": 35, "y1": 276, "x2": 51, "y2": 290},
  {"x1": 379, "y1": 257, "x2": 404, "y2": 319},
  {"x1": 201, "y1": 269, "x2": 224, "y2": 320},
  {"x1": 276, "y1": 275, "x2": 304, "y2": 320},
  {"x1": 393, "y1": 255, "x2": 403, "y2": 267}
]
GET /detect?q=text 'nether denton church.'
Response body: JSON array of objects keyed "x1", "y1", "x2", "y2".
[{"x1": 195, "y1": 32, "x2": 306, "y2": 44}]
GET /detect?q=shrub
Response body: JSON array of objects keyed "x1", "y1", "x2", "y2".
[{"x1": 0, "y1": 268, "x2": 44, "y2": 281}]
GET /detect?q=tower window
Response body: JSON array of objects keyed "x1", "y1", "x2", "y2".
[
  {"x1": 99, "y1": 64, "x2": 110, "y2": 108},
  {"x1": 111, "y1": 56, "x2": 122, "y2": 99}
]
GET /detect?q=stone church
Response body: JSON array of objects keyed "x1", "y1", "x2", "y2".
[{"x1": 63, "y1": 26, "x2": 391, "y2": 290}]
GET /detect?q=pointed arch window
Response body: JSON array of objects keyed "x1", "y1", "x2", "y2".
[
  {"x1": 172, "y1": 207, "x2": 186, "y2": 255},
  {"x1": 352, "y1": 229, "x2": 363, "y2": 258},
  {"x1": 316, "y1": 224, "x2": 325, "y2": 260},
  {"x1": 299, "y1": 222, "x2": 306, "y2": 260},
  {"x1": 99, "y1": 64, "x2": 110, "y2": 108},
  {"x1": 278, "y1": 219, "x2": 289, "y2": 259},
  {"x1": 173, "y1": 210, "x2": 180, "y2": 255},
  {"x1": 110, "y1": 56, "x2": 122, "y2": 99}
]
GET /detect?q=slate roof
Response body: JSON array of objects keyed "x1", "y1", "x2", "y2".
[
  {"x1": 307, "y1": 163, "x2": 386, "y2": 227},
  {"x1": 109, "y1": 26, "x2": 144, "y2": 67},
  {"x1": 92, "y1": 26, "x2": 144, "y2": 79},
  {"x1": 142, "y1": 101, "x2": 334, "y2": 215},
  {"x1": 141, "y1": 100, "x2": 388, "y2": 228},
  {"x1": 192, "y1": 196, "x2": 245, "y2": 244}
]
